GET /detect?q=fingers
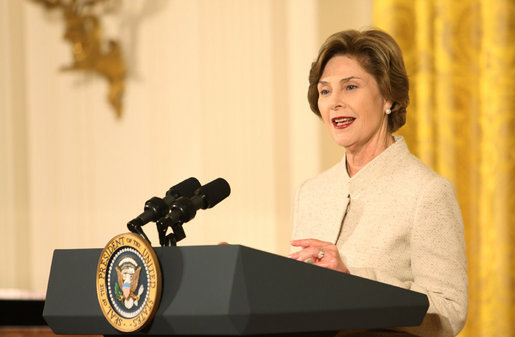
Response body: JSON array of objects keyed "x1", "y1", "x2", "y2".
[
  {"x1": 288, "y1": 239, "x2": 349, "y2": 274},
  {"x1": 288, "y1": 240, "x2": 332, "y2": 262},
  {"x1": 290, "y1": 238, "x2": 332, "y2": 248},
  {"x1": 288, "y1": 246, "x2": 322, "y2": 261}
]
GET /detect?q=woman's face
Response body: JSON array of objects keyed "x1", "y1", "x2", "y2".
[{"x1": 317, "y1": 55, "x2": 391, "y2": 153}]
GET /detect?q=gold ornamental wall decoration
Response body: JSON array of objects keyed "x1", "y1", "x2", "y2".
[{"x1": 32, "y1": 0, "x2": 127, "y2": 118}]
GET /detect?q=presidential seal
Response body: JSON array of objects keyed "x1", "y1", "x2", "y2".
[{"x1": 96, "y1": 233, "x2": 162, "y2": 332}]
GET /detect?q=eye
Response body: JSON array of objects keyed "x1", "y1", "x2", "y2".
[
  {"x1": 320, "y1": 89, "x2": 330, "y2": 96},
  {"x1": 346, "y1": 84, "x2": 357, "y2": 91}
]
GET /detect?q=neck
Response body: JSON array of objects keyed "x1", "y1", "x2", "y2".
[{"x1": 346, "y1": 135, "x2": 394, "y2": 177}]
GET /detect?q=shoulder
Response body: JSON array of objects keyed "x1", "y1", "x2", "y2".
[
  {"x1": 367, "y1": 140, "x2": 459, "y2": 221},
  {"x1": 393, "y1": 149, "x2": 463, "y2": 232},
  {"x1": 386, "y1": 142, "x2": 445, "y2": 196},
  {"x1": 402, "y1": 154, "x2": 457, "y2": 201}
]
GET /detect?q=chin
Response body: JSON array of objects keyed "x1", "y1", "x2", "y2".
[{"x1": 330, "y1": 135, "x2": 352, "y2": 149}]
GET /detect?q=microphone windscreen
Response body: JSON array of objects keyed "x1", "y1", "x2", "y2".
[
  {"x1": 167, "y1": 177, "x2": 201, "y2": 198},
  {"x1": 198, "y1": 178, "x2": 231, "y2": 208}
]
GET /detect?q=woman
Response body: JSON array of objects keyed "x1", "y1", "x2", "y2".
[{"x1": 288, "y1": 29, "x2": 468, "y2": 337}]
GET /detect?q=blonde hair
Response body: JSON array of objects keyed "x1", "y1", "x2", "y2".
[{"x1": 308, "y1": 29, "x2": 409, "y2": 132}]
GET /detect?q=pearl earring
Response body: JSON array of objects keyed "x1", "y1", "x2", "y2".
[{"x1": 385, "y1": 108, "x2": 392, "y2": 115}]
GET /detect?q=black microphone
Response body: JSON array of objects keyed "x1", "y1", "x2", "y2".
[
  {"x1": 157, "y1": 178, "x2": 231, "y2": 244},
  {"x1": 127, "y1": 177, "x2": 201, "y2": 234}
]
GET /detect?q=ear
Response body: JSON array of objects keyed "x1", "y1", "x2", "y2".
[{"x1": 383, "y1": 99, "x2": 393, "y2": 112}]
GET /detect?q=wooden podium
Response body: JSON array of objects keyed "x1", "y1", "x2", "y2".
[{"x1": 43, "y1": 245, "x2": 429, "y2": 336}]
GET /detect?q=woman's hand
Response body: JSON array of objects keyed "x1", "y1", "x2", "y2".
[{"x1": 289, "y1": 239, "x2": 350, "y2": 274}]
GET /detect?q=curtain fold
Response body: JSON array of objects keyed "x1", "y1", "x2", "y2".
[{"x1": 374, "y1": 0, "x2": 514, "y2": 336}]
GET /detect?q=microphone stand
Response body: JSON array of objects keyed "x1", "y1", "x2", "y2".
[{"x1": 157, "y1": 217, "x2": 187, "y2": 247}]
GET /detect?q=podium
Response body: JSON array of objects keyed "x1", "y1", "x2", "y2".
[{"x1": 43, "y1": 245, "x2": 428, "y2": 336}]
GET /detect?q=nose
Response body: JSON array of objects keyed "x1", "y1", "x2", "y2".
[{"x1": 329, "y1": 90, "x2": 344, "y2": 110}]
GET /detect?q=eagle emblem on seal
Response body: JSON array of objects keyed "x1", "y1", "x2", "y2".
[{"x1": 114, "y1": 256, "x2": 145, "y2": 309}]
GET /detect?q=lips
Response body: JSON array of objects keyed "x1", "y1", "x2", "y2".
[{"x1": 331, "y1": 116, "x2": 355, "y2": 129}]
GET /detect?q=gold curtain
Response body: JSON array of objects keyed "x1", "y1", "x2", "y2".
[{"x1": 374, "y1": 0, "x2": 514, "y2": 336}]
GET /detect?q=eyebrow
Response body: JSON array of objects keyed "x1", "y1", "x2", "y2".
[{"x1": 318, "y1": 76, "x2": 361, "y2": 86}]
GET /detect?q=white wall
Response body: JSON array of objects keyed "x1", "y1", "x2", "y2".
[{"x1": 0, "y1": 0, "x2": 372, "y2": 294}]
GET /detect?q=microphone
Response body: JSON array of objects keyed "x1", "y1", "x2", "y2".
[
  {"x1": 157, "y1": 178, "x2": 231, "y2": 245},
  {"x1": 127, "y1": 177, "x2": 201, "y2": 236}
]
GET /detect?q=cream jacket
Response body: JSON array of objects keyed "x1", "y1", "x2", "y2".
[{"x1": 291, "y1": 137, "x2": 468, "y2": 337}]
